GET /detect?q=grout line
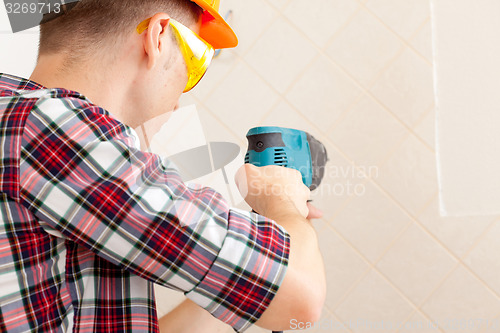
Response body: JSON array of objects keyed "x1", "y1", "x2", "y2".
[
  {"x1": 411, "y1": 104, "x2": 436, "y2": 152},
  {"x1": 193, "y1": 94, "x2": 248, "y2": 147},
  {"x1": 316, "y1": 217, "x2": 421, "y2": 313},
  {"x1": 413, "y1": 263, "x2": 467, "y2": 330},
  {"x1": 330, "y1": 309, "x2": 356, "y2": 333},
  {"x1": 191, "y1": 1, "x2": 500, "y2": 327},
  {"x1": 255, "y1": 96, "x2": 284, "y2": 126},
  {"x1": 306, "y1": 10, "x2": 434, "y2": 145},
  {"x1": 192, "y1": 50, "x2": 239, "y2": 102},
  {"x1": 366, "y1": 44, "x2": 406, "y2": 88},
  {"x1": 324, "y1": 92, "x2": 365, "y2": 134},
  {"x1": 325, "y1": 177, "x2": 372, "y2": 223},
  {"x1": 320, "y1": 216, "x2": 447, "y2": 333},
  {"x1": 195, "y1": 5, "x2": 283, "y2": 101},
  {"x1": 356, "y1": 0, "x2": 433, "y2": 67},
  {"x1": 313, "y1": 42, "x2": 434, "y2": 160},
  {"x1": 481, "y1": 310, "x2": 500, "y2": 333},
  {"x1": 409, "y1": 16, "x2": 431, "y2": 42},
  {"x1": 320, "y1": 5, "x2": 364, "y2": 53},
  {"x1": 394, "y1": 265, "x2": 460, "y2": 333},
  {"x1": 238, "y1": 6, "x2": 282, "y2": 59},
  {"x1": 368, "y1": 177, "x2": 500, "y2": 308},
  {"x1": 213, "y1": 2, "x2": 435, "y2": 169},
  {"x1": 280, "y1": 52, "x2": 320, "y2": 99},
  {"x1": 261, "y1": 0, "x2": 292, "y2": 12},
  {"x1": 320, "y1": 185, "x2": 459, "y2": 316},
  {"x1": 253, "y1": 52, "x2": 324, "y2": 124},
  {"x1": 188, "y1": 94, "x2": 244, "y2": 145},
  {"x1": 190, "y1": 2, "x2": 500, "y2": 318},
  {"x1": 371, "y1": 103, "x2": 436, "y2": 173}
]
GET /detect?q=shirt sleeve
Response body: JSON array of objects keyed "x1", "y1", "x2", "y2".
[{"x1": 19, "y1": 97, "x2": 290, "y2": 332}]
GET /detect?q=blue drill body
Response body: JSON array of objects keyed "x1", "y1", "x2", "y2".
[{"x1": 245, "y1": 126, "x2": 328, "y2": 191}]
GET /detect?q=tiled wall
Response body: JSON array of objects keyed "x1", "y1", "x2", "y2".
[
  {"x1": 177, "y1": 0, "x2": 500, "y2": 332},
  {"x1": 2, "y1": 1, "x2": 500, "y2": 332}
]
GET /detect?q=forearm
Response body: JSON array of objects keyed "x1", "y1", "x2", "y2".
[
  {"x1": 275, "y1": 209, "x2": 326, "y2": 309},
  {"x1": 268, "y1": 199, "x2": 325, "y2": 292},
  {"x1": 159, "y1": 299, "x2": 230, "y2": 333},
  {"x1": 255, "y1": 201, "x2": 326, "y2": 330}
]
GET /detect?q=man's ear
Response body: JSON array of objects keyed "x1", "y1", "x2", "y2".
[{"x1": 143, "y1": 13, "x2": 171, "y2": 70}]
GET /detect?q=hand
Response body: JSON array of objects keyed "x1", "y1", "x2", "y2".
[
  {"x1": 235, "y1": 164, "x2": 311, "y2": 220},
  {"x1": 306, "y1": 202, "x2": 323, "y2": 220}
]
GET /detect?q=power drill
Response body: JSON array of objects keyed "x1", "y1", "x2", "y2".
[
  {"x1": 245, "y1": 126, "x2": 328, "y2": 333},
  {"x1": 245, "y1": 126, "x2": 328, "y2": 190}
]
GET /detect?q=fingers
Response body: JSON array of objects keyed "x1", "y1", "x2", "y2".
[
  {"x1": 306, "y1": 203, "x2": 323, "y2": 220},
  {"x1": 234, "y1": 164, "x2": 318, "y2": 220},
  {"x1": 234, "y1": 164, "x2": 257, "y2": 199}
]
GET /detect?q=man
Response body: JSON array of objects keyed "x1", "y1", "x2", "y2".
[{"x1": 0, "y1": 0, "x2": 326, "y2": 332}]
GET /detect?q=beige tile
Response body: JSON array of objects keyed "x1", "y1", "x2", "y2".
[
  {"x1": 376, "y1": 223, "x2": 457, "y2": 306},
  {"x1": 288, "y1": 306, "x2": 350, "y2": 332},
  {"x1": 365, "y1": 0, "x2": 430, "y2": 40},
  {"x1": 421, "y1": 265, "x2": 500, "y2": 333},
  {"x1": 326, "y1": 9, "x2": 403, "y2": 87},
  {"x1": 329, "y1": 95, "x2": 409, "y2": 167},
  {"x1": 312, "y1": 314, "x2": 353, "y2": 333},
  {"x1": 312, "y1": 219, "x2": 370, "y2": 310},
  {"x1": 409, "y1": 20, "x2": 433, "y2": 63},
  {"x1": 245, "y1": 325, "x2": 267, "y2": 333},
  {"x1": 177, "y1": 93, "x2": 198, "y2": 108},
  {"x1": 154, "y1": 285, "x2": 186, "y2": 317},
  {"x1": 284, "y1": 0, "x2": 360, "y2": 48},
  {"x1": 196, "y1": 104, "x2": 244, "y2": 146},
  {"x1": 260, "y1": 99, "x2": 319, "y2": 135},
  {"x1": 264, "y1": 0, "x2": 290, "y2": 11},
  {"x1": 464, "y1": 221, "x2": 500, "y2": 296},
  {"x1": 413, "y1": 109, "x2": 435, "y2": 150},
  {"x1": 376, "y1": 134, "x2": 437, "y2": 217},
  {"x1": 205, "y1": 61, "x2": 279, "y2": 138},
  {"x1": 191, "y1": 49, "x2": 238, "y2": 101},
  {"x1": 286, "y1": 55, "x2": 363, "y2": 134},
  {"x1": 480, "y1": 312, "x2": 500, "y2": 333},
  {"x1": 370, "y1": 48, "x2": 434, "y2": 128},
  {"x1": 417, "y1": 199, "x2": 495, "y2": 259},
  {"x1": 219, "y1": 0, "x2": 278, "y2": 55},
  {"x1": 397, "y1": 311, "x2": 442, "y2": 333},
  {"x1": 309, "y1": 144, "x2": 369, "y2": 221},
  {"x1": 335, "y1": 269, "x2": 414, "y2": 333},
  {"x1": 244, "y1": 17, "x2": 317, "y2": 94},
  {"x1": 331, "y1": 181, "x2": 413, "y2": 263}
]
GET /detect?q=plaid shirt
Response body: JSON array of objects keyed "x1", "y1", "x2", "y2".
[{"x1": 0, "y1": 73, "x2": 290, "y2": 333}]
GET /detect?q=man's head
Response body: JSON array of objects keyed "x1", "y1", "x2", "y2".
[
  {"x1": 39, "y1": 0, "x2": 203, "y2": 60},
  {"x1": 34, "y1": 0, "x2": 211, "y2": 128}
]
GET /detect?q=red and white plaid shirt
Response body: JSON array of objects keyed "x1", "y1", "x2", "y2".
[{"x1": 0, "y1": 73, "x2": 290, "y2": 332}]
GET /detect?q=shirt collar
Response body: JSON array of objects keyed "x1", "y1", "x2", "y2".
[{"x1": 0, "y1": 73, "x2": 46, "y2": 92}]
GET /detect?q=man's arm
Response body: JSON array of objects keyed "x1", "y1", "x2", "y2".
[
  {"x1": 235, "y1": 165, "x2": 327, "y2": 331},
  {"x1": 255, "y1": 206, "x2": 326, "y2": 330},
  {"x1": 20, "y1": 101, "x2": 294, "y2": 332}
]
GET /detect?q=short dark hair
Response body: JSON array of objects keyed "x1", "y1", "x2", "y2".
[{"x1": 39, "y1": 0, "x2": 203, "y2": 57}]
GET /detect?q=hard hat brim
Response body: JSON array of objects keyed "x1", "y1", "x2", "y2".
[{"x1": 191, "y1": 0, "x2": 238, "y2": 49}]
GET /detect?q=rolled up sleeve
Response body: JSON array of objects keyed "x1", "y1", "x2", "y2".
[
  {"x1": 186, "y1": 208, "x2": 290, "y2": 332},
  {"x1": 19, "y1": 99, "x2": 290, "y2": 332}
]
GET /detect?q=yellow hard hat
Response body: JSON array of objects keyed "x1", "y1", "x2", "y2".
[{"x1": 190, "y1": 0, "x2": 238, "y2": 49}]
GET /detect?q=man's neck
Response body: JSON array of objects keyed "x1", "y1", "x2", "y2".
[{"x1": 30, "y1": 53, "x2": 142, "y2": 128}]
